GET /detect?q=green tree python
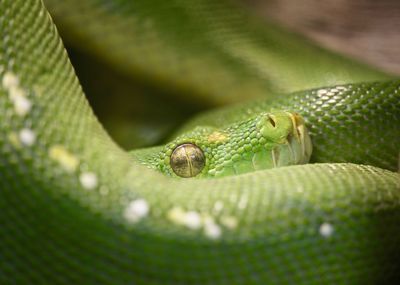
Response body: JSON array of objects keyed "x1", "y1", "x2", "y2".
[{"x1": 1, "y1": 0, "x2": 399, "y2": 284}]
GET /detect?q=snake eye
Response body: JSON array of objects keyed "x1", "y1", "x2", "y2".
[{"x1": 170, "y1": 143, "x2": 205, "y2": 178}]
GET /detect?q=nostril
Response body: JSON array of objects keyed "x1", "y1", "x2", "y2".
[{"x1": 268, "y1": 115, "x2": 276, "y2": 127}]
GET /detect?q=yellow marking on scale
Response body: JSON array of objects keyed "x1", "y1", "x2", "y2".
[
  {"x1": 2, "y1": 71, "x2": 32, "y2": 116},
  {"x1": 207, "y1": 131, "x2": 228, "y2": 144},
  {"x1": 49, "y1": 145, "x2": 80, "y2": 172},
  {"x1": 167, "y1": 207, "x2": 186, "y2": 225}
]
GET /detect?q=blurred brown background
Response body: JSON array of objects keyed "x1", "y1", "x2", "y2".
[{"x1": 244, "y1": 0, "x2": 400, "y2": 75}]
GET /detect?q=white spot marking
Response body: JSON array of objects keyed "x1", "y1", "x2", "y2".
[
  {"x1": 13, "y1": 95, "x2": 31, "y2": 116},
  {"x1": 167, "y1": 208, "x2": 224, "y2": 237},
  {"x1": 204, "y1": 220, "x2": 222, "y2": 239},
  {"x1": 2, "y1": 71, "x2": 31, "y2": 116},
  {"x1": 317, "y1": 89, "x2": 327, "y2": 96},
  {"x1": 184, "y1": 211, "x2": 202, "y2": 230},
  {"x1": 168, "y1": 208, "x2": 202, "y2": 230},
  {"x1": 167, "y1": 207, "x2": 186, "y2": 225},
  {"x1": 2, "y1": 72, "x2": 19, "y2": 89},
  {"x1": 336, "y1": 86, "x2": 347, "y2": 91},
  {"x1": 124, "y1": 199, "x2": 150, "y2": 223},
  {"x1": 79, "y1": 172, "x2": 98, "y2": 190},
  {"x1": 19, "y1": 128, "x2": 36, "y2": 146},
  {"x1": 319, "y1": 222, "x2": 334, "y2": 238},
  {"x1": 9, "y1": 86, "x2": 26, "y2": 100},
  {"x1": 49, "y1": 145, "x2": 79, "y2": 172}
]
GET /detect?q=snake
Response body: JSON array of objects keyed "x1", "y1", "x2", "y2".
[{"x1": 1, "y1": 0, "x2": 400, "y2": 284}]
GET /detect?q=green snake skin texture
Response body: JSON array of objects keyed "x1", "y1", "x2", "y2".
[
  {"x1": 1, "y1": 0, "x2": 400, "y2": 284},
  {"x1": 42, "y1": 0, "x2": 389, "y2": 105},
  {"x1": 179, "y1": 81, "x2": 400, "y2": 172}
]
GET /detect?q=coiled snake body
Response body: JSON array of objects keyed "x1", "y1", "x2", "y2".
[{"x1": 0, "y1": 0, "x2": 399, "y2": 284}]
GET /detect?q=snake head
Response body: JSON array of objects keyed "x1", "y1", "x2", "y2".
[{"x1": 147, "y1": 111, "x2": 312, "y2": 178}]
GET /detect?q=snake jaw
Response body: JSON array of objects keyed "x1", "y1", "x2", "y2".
[
  {"x1": 286, "y1": 112, "x2": 313, "y2": 164},
  {"x1": 267, "y1": 112, "x2": 312, "y2": 167},
  {"x1": 289, "y1": 112, "x2": 303, "y2": 142},
  {"x1": 248, "y1": 111, "x2": 313, "y2": 171},
  {"x1": 295, "y1": 118, "x2": 313, "y2": 163}
]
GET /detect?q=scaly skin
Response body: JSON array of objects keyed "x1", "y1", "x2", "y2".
[
  {"x1": 42, "y1": 0, "x2": 390, "y2": 106},
  {"x1": 0, "y1": 1, "x2": 400, "y2": 285}
]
